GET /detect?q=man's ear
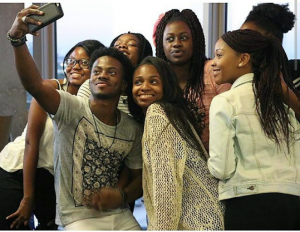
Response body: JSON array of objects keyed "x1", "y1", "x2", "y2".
[{"x1": 238, "y1": 53, "x2": 251, "y2": 68}]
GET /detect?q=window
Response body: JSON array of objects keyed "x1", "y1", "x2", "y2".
[
  {"x1": 25, "y1": 2, "x2": 34, "y2": 109},
  {"x1": 56, "y1": 2, "x2": 205, "y2": 79},
  {"x1": 227, "y1": 1, "x2": 299, "y2": 59},
  {"x1": 26, "y1": 34, "x2": 33, "y2": 109}
]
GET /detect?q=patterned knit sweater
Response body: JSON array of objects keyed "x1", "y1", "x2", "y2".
[{"x1": 142, "y1": 103, "x2": 225, "y2": 230}]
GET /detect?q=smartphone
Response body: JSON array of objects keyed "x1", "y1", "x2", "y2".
[{"x1": 28, "y1": 3, "x2": 64, "y2": 33}]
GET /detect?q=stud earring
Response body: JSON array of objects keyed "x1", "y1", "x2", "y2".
[{"x1": 239, "y1": 63, "x2": 243, "y2": 67}]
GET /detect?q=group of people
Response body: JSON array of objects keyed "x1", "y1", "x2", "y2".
[{"x1": 1, "y1": 2, "x2": 299, "y2": 231}]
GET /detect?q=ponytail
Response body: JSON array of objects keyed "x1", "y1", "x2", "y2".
[{"x1": 222, "y1": 29, "x2": 297, "y2": 152}]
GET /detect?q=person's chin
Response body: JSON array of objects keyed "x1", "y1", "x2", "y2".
[
  {"x1": 137, "y1": 101, "x2": 152, "y2": 110},
  {"x1": 68, "y1": 79, "x2": 81, "y2": 86},
  {"x1": 170, "y1": 58, "x2": 188, "y2": 66},
  {"x1": 214, "y1": 77, "x2": 223, "y2": 85}
]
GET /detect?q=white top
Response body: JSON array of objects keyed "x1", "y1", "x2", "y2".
[
  {"x1": 0, "y1": 115, "x2": 55, "y2": 175},
  {"x1": 208, "y1": 73, "x2": 300, "y2": 200},
  {"x1": 52, "y1": 91, "x2": 142, "y2": 226},
  {"x1": 0, "y1": 79, "x2": 67, "y2": 175}
]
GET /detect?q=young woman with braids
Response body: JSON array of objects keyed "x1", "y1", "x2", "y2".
[
  {"x1": 241, "y1": 3, "x2": 300, "y2": 106},
  {"x1": 129, "y1": 56, "x2": 224, "y2": 230},
  {"x1": 208, "y1": 29, "x2": 300, "y2": 230},
  {"x1": 154, "y1": 9, "x2": 231, "y2": 153}
]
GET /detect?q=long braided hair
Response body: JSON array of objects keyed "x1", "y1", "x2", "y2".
[
  {"x1": 155, "y1": 9, "x2": 207, "y2": 131},
  {"x1": 222, "y1": 29, "x2": 298, "y2": 152},
  {"x1": 110, "y1": 32, "x2": 153, "y2": 65}
]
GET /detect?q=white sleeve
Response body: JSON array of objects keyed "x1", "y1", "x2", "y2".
[
  {"x1": 77, "y1": 79, "x2": 91, "y2": 99},
  {"x1": 208, "y1": 95, "x2": 236, "y2": 180}
]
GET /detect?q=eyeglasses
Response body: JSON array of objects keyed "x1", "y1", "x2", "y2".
[{"x1": 65, "y1": 58, "x2": 90, "y2": 69}]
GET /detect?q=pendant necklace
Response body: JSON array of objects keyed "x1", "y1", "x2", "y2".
[{"x1": 91, "y1": 110, "x2": 118, "y2": 150}]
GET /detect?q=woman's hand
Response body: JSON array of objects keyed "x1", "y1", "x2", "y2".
[
  {"x1": 9, "y1": 4, "x2": 44, "y2": 39},
  {"x1": 6, "y1": 197, "x2": 35, "y2": 229}
]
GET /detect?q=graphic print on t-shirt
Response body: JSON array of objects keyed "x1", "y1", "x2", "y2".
[{"x1": 71, "y1": 117, "x2": 125, "y2": 207}]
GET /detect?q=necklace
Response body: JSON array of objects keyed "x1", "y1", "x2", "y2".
[
  {"x1": 120, "y1": 96, "x2": 128, "y2": 104},
  {"x1": 91, "y1": 110, "x2": 119, "y2": 150}
]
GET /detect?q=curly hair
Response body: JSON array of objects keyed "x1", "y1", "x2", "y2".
[
  {"x1": 222, "y1": 29, "x2": 298, "y2": 152},
  {"x1": 244, "y1": 3, "x2": 295, "y2": 43},
  {"x1": 110, "y1": 32, "x2": 153, "y2": 66},
  {"x1": 89, "y1": 47, "x2": 134, "y2": 84},
  {"x1": 154, "y1": 9, "x2": 207, "y2": 111},
  {"x1": 89, "y1": 47, "x2": 143, "y2": 119}
]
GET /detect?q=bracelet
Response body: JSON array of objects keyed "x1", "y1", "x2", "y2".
[
  {"x1": 7, "y1": 30, "x2": 27, "y2": 47},
  {"x1": 116, "y1": 187, "x2": 128, "y2": 205}
]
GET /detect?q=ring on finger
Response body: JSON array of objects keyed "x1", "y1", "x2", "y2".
[{"x1": 21, "y1": 15, "x2": 28, "y2": 25}]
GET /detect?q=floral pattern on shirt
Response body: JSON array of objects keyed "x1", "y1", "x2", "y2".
[{"x1": 81, "y1": 137, "x2": 123, "y2": 202}]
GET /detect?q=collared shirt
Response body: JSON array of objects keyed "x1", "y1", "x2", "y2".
[{"x1": 208, "y1": 73, "x2": 300, "y2": 200}]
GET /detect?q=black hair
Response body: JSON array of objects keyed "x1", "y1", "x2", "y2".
[
  {"x1": 154, "y1": 9, "x2": 207, "y2": 132},
  {"x1": 244, "y1": 3, "x2": 295, "y2": 43},
  {"x1": 89, "y1": 47, "x2": 141, "y2": 119},
  {"x1": 62, "y1": 39, "x2": 105, "y2": 78},
  {"x1": 128, "y1": 56, "x2": 203, "y2": 152},
  {"x1": 89, "y1": 47, "x2": 134, "y2": 84},
  {"x1": 222, "y1": 29, "x2": 298, "y2": 152},
  {"x1": 110, "y1": 32, "x2": 153, "y2": 65}
]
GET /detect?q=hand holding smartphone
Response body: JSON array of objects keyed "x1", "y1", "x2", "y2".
[{"x1": 28, "y1": 3, "x2": 64, "y2": 33}]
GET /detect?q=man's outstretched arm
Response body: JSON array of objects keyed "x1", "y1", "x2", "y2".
[{"x1": 9, "y1": 4, "x2": 60, "y2": 115}]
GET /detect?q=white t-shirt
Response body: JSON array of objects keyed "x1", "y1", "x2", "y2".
[
  {"x1": 0, "y1": 110, "x2": 55, "y2": 175},
  {"x1": 52, "y1": 91, "x2": 143, "y2": 226}
]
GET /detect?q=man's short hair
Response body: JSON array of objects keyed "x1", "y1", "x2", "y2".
[{"x1": 89, "y1": 47, "x2": 134, "y2": 83}]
